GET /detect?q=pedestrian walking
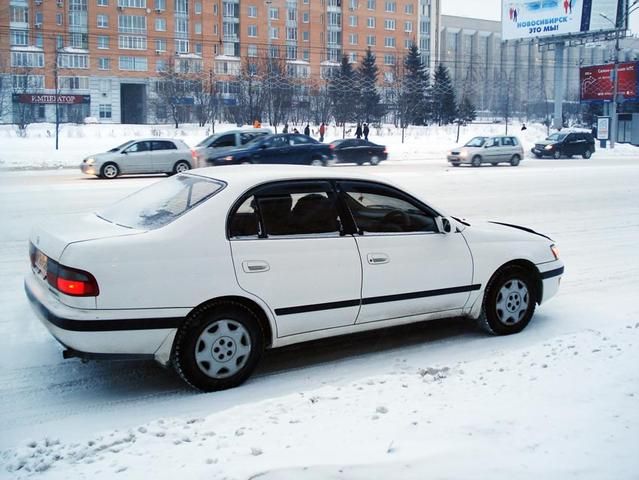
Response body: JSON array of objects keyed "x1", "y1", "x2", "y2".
[
  {"x1": 363, "y1": 123, "x2": 370, "y2": 141},
  {"x1": 521, "y1": 123, "x2": 527, "y2": 131},
  {"x1": 283, "y1": 123, "x2": 289, "y2": 133},
  {"x1": 304, "y1": 124, "x2": 310, "y2": 136},
  {"x1": 293, "y1": 128, "x2": 299, "y2": 134},
  {"x1": 319, "y1": 122, "x2": 326, "y2": 142},
  {"x1": 355, "y1": 122, "x2": 362, "y2": 139}
]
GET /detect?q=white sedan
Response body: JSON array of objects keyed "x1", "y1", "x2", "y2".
[{"x1": 25, "y1": 166, "x2": 564, "y2": 391}]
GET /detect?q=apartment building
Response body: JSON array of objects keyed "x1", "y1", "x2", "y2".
[{"x1": 1, "y1": 0, "x2": 440, "y2": 124}]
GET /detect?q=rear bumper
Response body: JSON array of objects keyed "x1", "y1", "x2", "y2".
[{"x1": 24, "y1": 273, "x2": 180, "y2": 358}]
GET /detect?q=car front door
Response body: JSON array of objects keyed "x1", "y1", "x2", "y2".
[
  {"x1": 255, "y1": 135, "x2": 291, "y2": 164},
  {"x1": 121, "y1": 141, "x2": 152, "y2": 173},
  {"x1": 483, "y1": 137, "x2": 500, "y2": 163},
  {"x1": 229, "y1": 181, "x2": 362, "y2": 337},
  {"x1": 338, "y1": 181, "x2": 474, "y2": 324}
]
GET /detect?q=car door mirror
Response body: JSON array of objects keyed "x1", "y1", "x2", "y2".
[
  {"x1": 435, "y1": 216, "x2": 453, "y2": 234},
  {"x1": 121, "y1": 150, "x2": 128, "y2": 154}
]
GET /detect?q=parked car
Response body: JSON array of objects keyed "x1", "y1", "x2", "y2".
[
  {"x1": 531, "y1": 131, "x2": 595, "y2": 159},
  {"x1": 80, "y1": 138, "x2": 195, "y2": 179},
  {"x1": 447, "y1": 136, "x2": 524, "y2": 167},
  {"x1": 193, "y1": 128, "x2": 272, "y2": 168},
  {"x1": 203, "y1": 133, "x2": 334, "y2": 166},
  {"x1": 329, "y1": 139, "x2": 388, "y2": 165},
  {"x1": 26, "y1": 166, "x2": 564, "y2": 392}
]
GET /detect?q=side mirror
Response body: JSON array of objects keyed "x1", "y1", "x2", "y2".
[
  {"x1": 435, "y1": 216, "x2": 453, "y2": 234},
  {"x1": 121, "y1": 150, "x2": 128, "y2": 154}
]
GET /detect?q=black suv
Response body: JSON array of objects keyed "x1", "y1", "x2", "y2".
[{"x1": 531, "y1": 132, "x2": 595, "y2": 159}]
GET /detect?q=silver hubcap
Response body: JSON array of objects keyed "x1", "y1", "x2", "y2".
[
  {"x1": 495, "y1": 279, "x2": 529, "y2": 325},
  {"x1": 195, "y1": 319, "x2": 252, "y2": 379},
  {"x1": 104, "y1": 165, "x2": 117, "y2": 178},
  {"x1": 311, "y1": 159, "x2": 323, "y2": 166},
  {"x1": 176, "y1": 162, "x2": 189, "y2": 173},
  {"x1": 370, "y1": 156, "x2": 379, "y2": 165}
]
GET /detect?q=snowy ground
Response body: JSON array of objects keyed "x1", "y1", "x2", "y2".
[{"x1": 0, "y1": 125, "x2": 638, "y2": 479}]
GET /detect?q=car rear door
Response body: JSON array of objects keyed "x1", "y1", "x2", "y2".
[
  {"x1": 229, "y1": 181, "x2": 362, "y2": 338},
  {"x1": 121, "y1": 141, "x2": 152, "y2": 173},
  {"x1": 338, "y1": 181, "x2": 474, "y2": 324},
  {"x1": 151, "y1": 140, "x2": 178, "y2": 172}
]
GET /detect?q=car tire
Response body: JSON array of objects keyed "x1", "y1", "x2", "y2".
[
  {"x1": 553, "y1": 150, "x2": 561, "y2": 160},
  {"x1": 100, "y1": 162, "x2": 119, "y2": 179},
  {"x1": 451, "y1": 162, "x2": 460, "y2": 167},
  {"x1": 491, "y1": 162, "x2": 498, "y2": 166},
  {"x1": 534, "y1": 153, "x2": 542, "y2": 159},
  {"x1": 370, "y1": 156, "x2": 380, "y2": 166},
  {"x1": 240, "y1": 159, "x2": 253, "y2": 164},
  {"x1": 510, "y1": 154, "x2": 521, "y2": 166},
  {"x1": 173, "y1": 160, "x2": 191, "y2": 175},
  {"x1": 471, "y1": 156, "x2": 482, "y2": 167},
  {"x1": 310, "y1": 158, "x2": 325, "y2": 167},
  {"x1": 173, "y1": 303, "x2": 264, "y2": 392},
  {"x1": 582, "y1": 149, "x2": 592, "y2": 159},
  {"x1": 478, "y1": 265, "x2": 537, "y2": 336}
]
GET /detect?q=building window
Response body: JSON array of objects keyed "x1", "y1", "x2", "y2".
[
  {"x1": 175, "y1": 17, "x2": 188, "y2": 34},
  {"x1": 154, "y1": 0, "x2": 165, "y2": 10},
  {"x1": 118, "y1": 14, "x2": 146, "y2": 34},
  {"x1": 303, "y1": 49, "x2": 309, "y2": 60},
  {"x1": 384, "y1": 36, "x2": 395, "y2": 48},
  {"x1": 404, "y1": 38, "x2": 412, "y2": 49},
  {"x1": 213, "y1": 3, "x2": 217, "y2": 14},
  {"x1": 348, "y1": 52, "x2": 357, "y2": 63},
  {"x1": 175, "y1": 39, "x2": 189, "y2": 53},
  {"x1": 119, "y1": 56, "x2": 147, "y2": 71},
  {"x1": 384, "y1": 54, "x2": 395, "y2": 65},
  {"x1": 327, "y1": 12, "x2": 341, "y2": 26},
  {"x1": 10, "y1": 6, "x2": 28, "y2": 22},
  {"x1": 248, "y1": 5, "x2": 257, "y2": 17},
  {"x1": 367, "y1": 0, "x2": 375, "y2": 9},
  {"x1": 12, "y1": 75, "x2": 45, "y2": 90},
  {"x1": 269, "y1": 7, "x2": 279, "y2": 19},
  {"x1": 10, "y1": 30, "x2": 29, "y2": 46},
  {"x1": 367, "y1": 17, "x2": 375, "y2": 28},
  {"x1": 248, "y1": 24, "x2": 257, "y2": 37},
  {"x1": 195, "y1": 43, "x2": 202, "y2": 54},
  {"x1": 119, "y1": 35, "x2": 147, "y2": 49},
  {"x1": 195, "y1": 22, "x2": 202, "y2": 34},
  {"x1": 270, "y1": 27, "x2": 279, "y2": 39},
  {"x1": 97, "y1": 35, "x2": 110, "y2": 48},
  {"x1": 286, "y1": 27, "x2": 297, "y2": 41},
  {"x1": 384, "y1": 18, "x2": 395, "y2": 30},
  {"x1": 288, "y1": 8, "x2": 297, "y2": 21},
  {"x1": 194, "y1": 1, "x2": 201, "y2": 13},
  {"x1": 303, "y1": 11, "x2": 309, "y2": 23},
  {"x1": 404, "y1": 20, "x2": 412, "y2": 32},
  {"x1": 35, "y1": 33, "x2": 44, "y2": 48},
  {"x1": 404, "y1": 3, "x2": 413, "y2": 14},
  {"x1": 56, "y1": 13, "x2": 63, "y2": 25},
  {"x1": 69, "y1": 33, "x2": 89, "y2": 49},
  {"x1": 248, "y1": 44, "x2": 257, "y2": 57},
  {"x1": 98, "y1": 57, "x2": 110, "y2": 69},
  {"x1": 60, "y1": 76, "x2": 89, "y2": 90},
  {"x1": 58, "y1": 54, "x2": 89, "y2": 69},
  {"x1": 118, "y1": 0, "x2": 146, "y2": 7},
  {"x1": 349, "y1": 15, "x2": 357, "y2": 26},
  {"x1": 97, "y1": 0, "x2": 108, "y2": 5},
  {"x1": 35, "y1": 12, "x2": 44, "y2": 24},
  {"x1": 349, "y1": 33, "x2": 357, "y2": 45},
  {"x1": 99, "y1": 104, "x2": 112, "y2": 119},
  {"x1": 56, "y1": 34, "x2": 64, "y2": 49},
  {"x1": 155, "y1": 38, "x2": 166, "y2": 51},
  {"x1": 303, "y1": 31, "x2": 309, "y2": 42},
  {"x1": 366, "y1": 35, "x2": 376, "y2": 46},
  {"x1": 156, "y1": 59, "x2": 167, "y2": 72},
  {"x1": 155, "y1": 18, "x2": 166, "y2": 30},
  {"x1": 384, "y1": 1, "x2": 395, "y2": 12},
  {"x1": 213, "y1": 24, "x2": 217, "y2": 35}
]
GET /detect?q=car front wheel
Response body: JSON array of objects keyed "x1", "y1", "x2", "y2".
[
  {"x1": 173, "y1": 303, "x2": 264, "y2": 392},
  {"x1": 100, "y1": 162, "x2": 119, "y2": 179},
  {"x1": 478, "y1": 265, "x2": 536, "y2": 335},
  {"x1": 310, "y1": 158, "x2": 325, "y2": 166},
  {"x1": 553, "y1": 150, "x2": 561, "y2": 159}
]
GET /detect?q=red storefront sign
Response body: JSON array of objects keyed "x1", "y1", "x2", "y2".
[
  {"x1": 580, "y1": 62, "x2": 638, "y2": 102},
  {"x1": 13, "y1": 94, "x2": 91, "y2": 104}
]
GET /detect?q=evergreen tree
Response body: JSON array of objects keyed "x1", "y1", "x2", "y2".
[
  {"x1": 432, "y1": 63, "x2": 457, "y2": 125},
  {"x1": 329, "y1": 56, "x2": 357, "y2": 135},
  {"x1": 402, "y1": 43, "x2": 430, "y2": 125},
  {"x1": 457, "y1": 95, "x2": 477, "y2": 125},
  {"x1": 357, "y1": 48, "x2": 386, "y2": 123}
]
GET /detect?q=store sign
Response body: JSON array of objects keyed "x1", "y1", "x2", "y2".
[
  {"x1": 13, "y1": 94, "x2": 91, "y2": 105},
  {"x1": 580, "y1": 62, "x2": 638, "y2": 102}
]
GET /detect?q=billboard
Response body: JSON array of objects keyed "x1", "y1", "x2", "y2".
[
  {"x1": 580, "y1": 61, "x2": 638, "y2": 102},
  {"x1": 502, "y1": 0, "x2": 626, "y2": 41}
]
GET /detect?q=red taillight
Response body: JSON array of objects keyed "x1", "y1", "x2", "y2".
[
  {"x1": 383, "y1": 148, "x2": 388, "y2": 154},
  {"x1": 329, "y1": 144, "x2": 335, "y2": 150},
  {"x1": 47, "y1": 261, "x2": 99, "y2": 297},
  {"x1": 191, "y1": 149, "x2": 197, "y2": 160}
]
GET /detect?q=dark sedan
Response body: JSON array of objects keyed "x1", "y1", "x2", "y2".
[
  {"x1": 204, "y1": 133, "x2": 334, "y2": 166},
  {"x1": 329, "y1": 139, "x2": 388, "y2": 165}
]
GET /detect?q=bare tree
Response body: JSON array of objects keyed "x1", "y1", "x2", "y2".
[
  {"x1": 153, "y1": 57, "x2": 198, "y2": 128},
  {"x1": 264, "y1": 55, "x2": 292, "y2": 133},
  {"x1": 193, "y1": 69, "x2": 221, "y2": 130},
  {"x1": 235, "y1": 56, "x2": 267, "y2": 126},
  {"x1": 0, "y1": 57, "x2": 11, "y2": 123}
]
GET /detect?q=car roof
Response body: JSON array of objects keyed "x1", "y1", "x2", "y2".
[{"x1": 125, "y1": 138, "x2": 187, "y2": 143}]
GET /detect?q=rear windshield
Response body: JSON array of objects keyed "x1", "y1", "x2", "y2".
[{"x1": 97, "y1": 174, "x2": 225, "y2": 229}]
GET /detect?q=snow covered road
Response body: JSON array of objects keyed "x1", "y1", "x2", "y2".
[{"x1": 1, "y1": 156, "x2": 638, "y2": 479}]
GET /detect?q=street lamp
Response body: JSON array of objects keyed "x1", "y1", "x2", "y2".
[{"x1": 600, "y1": 1, "x2": 639, "y2": 149}]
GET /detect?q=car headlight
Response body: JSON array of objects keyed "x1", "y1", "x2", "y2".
[
  {"x1": 550, "y1": 244, "x2": 560, "y2": 260},
  {"x1": 459, "y1": 149, "x2": 468, "y2": 159},
  {"x1": 85, "y1": 158, "x2": 95, "y2": 165},
  {"x1": 544, "y1": 145, "x2": 553, "y2": 150},
  {"x1": 223, "y1": 155, "x2": 234, "y2": 162}
]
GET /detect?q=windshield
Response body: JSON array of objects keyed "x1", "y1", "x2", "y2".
[
  {"x1": 547, "y1": 133, "x2": 568, "y2": 142},
  {"x1": 97, "y1": 174, "x2": 225, "y2": 230},
  {"x1": 464, "y1": 137, "x2": 487, "y2": 147},
  {"x1": 108, "y1": 140, "x2": 134, "y2": 152}
]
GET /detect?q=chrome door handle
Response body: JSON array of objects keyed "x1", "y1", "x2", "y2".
[
  {"x1": 367, "y1": 253, "x2": 390, "y2": 265},
  {"x1": 242, "y1": 261, "x2": 270, "y2": 273}
]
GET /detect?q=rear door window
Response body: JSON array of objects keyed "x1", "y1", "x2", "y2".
[
  {"x1": 212, "y1": 134, "x2": 235, "y2": 148},
  {"x1": 151, "y1": 140, "x2": 177, "y2": 151}
]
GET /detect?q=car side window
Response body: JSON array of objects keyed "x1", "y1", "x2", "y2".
[
  {"x1": 290, "y1": 135, "x2": 311, "y2": 145},
  {"x1": 213, "y1": 134, "x2": 235, "y2": 148},
  {"x1": 127, "y1": 141, "x2": 150, "y2": 153},
  {"x1": 240, "y1": 133, "x2": 256, "y2": 145},
  {"x1": 229, "y1": 182, "x2": 342, "y2": 238},
  {"x1": 268, "y1": 136, "x2": 288, "y2": 148},
  {"x1": 339, "y1": 182, "x2": 437, "y2": 234},
  {"x1": 501, "y1": 137, "x2": 514, "y2": 146},
  {"x1": 151, "y1": 141, "x2": 176, "y2": 151}
]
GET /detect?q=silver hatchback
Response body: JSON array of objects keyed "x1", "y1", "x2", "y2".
[
  {"x1": 447, "y1": 136, "x2": 524, "y2": 167},
  {"x1": 80, "y1": 138, "x2": 195, "y2": 179}
]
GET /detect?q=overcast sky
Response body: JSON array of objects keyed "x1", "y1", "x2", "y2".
[{"x1": 442, "y1": 0, "x2": 639, "y2": 33}]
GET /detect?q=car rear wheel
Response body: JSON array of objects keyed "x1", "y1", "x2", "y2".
[
  {"x1": 553, "y1": 150, "x2": 561, "y2": 159},
  {"x1": 310, "y1": 158, "x2": 325, "y2": 167},
  {"x1": 471, "y1": 156, "x2": 482, "y2": 167},
  {"x1": 173, "y1": 303, "x2": 264, "y2": 392},
  {"x1": 370, "y1": 155, "x2": 380, "y2": 166},
  {"x1": 510, "y1": 154, "x2": 521, "y2": 166},
  {"x1": 173, "y1": 160, "x2": 191, "y2": 174},
  {"x1": 100, "y1": 163, "x2": 119, "y2": 179},
  {"x1": 478, "y1": 265, "x2": 537, "y2": 335},
  {"x1": 583, "y1": 149, "x2": 592, "y2": 159}
]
